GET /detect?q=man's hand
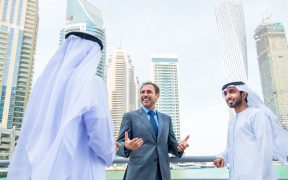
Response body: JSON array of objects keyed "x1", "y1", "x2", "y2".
[
  {"x1": 214, "y1": 157, "x2": 224, "y2": 168},
  {"x1": 177, "y1": 135, "x2": 190, "y2": 152},
  {"x1": 124, "y1": 131, "x2": 143, "y2": 151},
  {"x1": 115, "y1": 142, "x2": 121, "y2": 152}
]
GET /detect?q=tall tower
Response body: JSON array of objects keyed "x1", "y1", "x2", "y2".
[
  {"x1": 151, "y1": 54, "x2": 180, "y2": 141},
  {"x1": 107, "y1": 48, "x2": 138, "y2": 139},
  {"x1": 0, "y1": 0, "x2": 39, "y2": 129},
  {"x1": 215, "y1": 0, "x2": 248, "y2": 82},
  {"x1": 60, "y1": 0, "x2": 106, "y2": 78},
  {"x1": 254, "y1": 22, "x2": 288, "y2": 130}
]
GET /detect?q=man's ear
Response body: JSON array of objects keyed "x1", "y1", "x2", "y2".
[
  {"x1": 242, "y1": 92, "x2": 248, "y2": 99},
  {"x1": 156, "y1": 93, "x2": 160, "y2": 99}
]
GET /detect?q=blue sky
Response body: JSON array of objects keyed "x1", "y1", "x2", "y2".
[{"x1": 35, "y1": 0, "x2": 288, "y2": 155}]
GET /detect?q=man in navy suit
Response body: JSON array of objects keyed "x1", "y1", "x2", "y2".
[{"x1": 117, "y1": 81, "x2": 189, "y2": 180}]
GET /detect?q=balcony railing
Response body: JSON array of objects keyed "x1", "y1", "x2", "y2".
[{"x1": 0, "y1": 156, "x2": 287, "y2": 180}]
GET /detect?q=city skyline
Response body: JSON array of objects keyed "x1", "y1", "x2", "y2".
[{"x1": 34, "y1": 0, "x2": 288, "y2": 155}]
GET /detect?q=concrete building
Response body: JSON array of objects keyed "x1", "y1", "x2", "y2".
[
  {"x1": 107, "y1": 48, "x2": 138, "y2": 139},
  {"x1": 0, "y1": 127, "x2": 19, "y2": 160},
  {"x1": 151, "y1": 54, "x2": 180, "y2": 140},
  {"x1": 0, "y1": 0, "x2": 39, "y2": 129},
  {"x1": 254, "y1": 22, "x2": 288, "y2": 130}
]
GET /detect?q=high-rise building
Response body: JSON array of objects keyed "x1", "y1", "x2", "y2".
[
  {"x1": 151, "y1": 54, "x2": 180, "y2": 141},
  {"x1": 59, "y1": 0, "x2": 106, "y2": 78},
  {"x1": 215, "y1": 0, "x2": 248, "y2": 82},
  {"x1": 0, "y1": 127, "x2": 19, "y2": 160},
  {"x1": 0, "y1": 0, "x2": 39, "y2": 129},
  {"x1": 107, "y1": 48, "x2": 138, "y2": 139},
  {"x1": 254, "y1": 22, "x2": 288, "y2": 130}
]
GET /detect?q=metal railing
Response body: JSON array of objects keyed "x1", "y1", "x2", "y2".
[
  {"x1": 113, "y1": 155, "x2": 216, "y2": 163},
  {"x1": 0, "y1": 156, "x2": 287, "y2": 180}
]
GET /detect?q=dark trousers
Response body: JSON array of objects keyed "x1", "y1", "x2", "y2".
[{"x1": 156, "y1": 161, "x2": 162, "y2": 180}]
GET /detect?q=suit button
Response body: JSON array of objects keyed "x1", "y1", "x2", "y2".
[{"x1": 153, "y1": 158, "x2": 157, "y2": 162}]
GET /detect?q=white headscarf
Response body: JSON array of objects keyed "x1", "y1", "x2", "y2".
[
  {"x1": 7, "y1": 35, "x2": 115, "y2": 179},
  {"x1": 222, "y1": 82, "x2": 288, "y2": 164}
]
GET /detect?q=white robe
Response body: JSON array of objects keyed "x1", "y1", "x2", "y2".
[
  {"x1": 7, "y1": 35, "x2": 115, "y2": 180},
  {"x1": 220, "y1": 107, "x2": 278, "y2": 180}
]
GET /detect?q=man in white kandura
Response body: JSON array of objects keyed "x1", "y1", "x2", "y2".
[
  {"x1": 214, "y1": 81, "x2": 288, "y2": 180},
  {"x1": 7, "y1": 32, "x2": 115, "y2": 180}
]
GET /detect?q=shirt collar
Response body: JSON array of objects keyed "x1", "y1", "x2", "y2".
[{"x1": 142, "y1": 106, "x2": 157, "y2": 114}]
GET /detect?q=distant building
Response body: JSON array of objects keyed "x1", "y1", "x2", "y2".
[
  {"x1": 107, "y1": 48, "x2": 138, "y2": 139},
  {"x1": 215, "y1": 0, "x2": 248, "y2": 82},
  {"x1": 59, "y1": 0, "x2": 107, "y2": 78},
  {"x1": 151, "y1": 54, "x2": 180, "y2": 140},
  {"x1": 0, "y1": 0, "x2": 39, "y2": 129},
  {"x1": 254, "y1": 22, "x2": 288, "y2": 130},
  {"x1": 0, "y1": 127, "x2": 19, "y2": 160}
]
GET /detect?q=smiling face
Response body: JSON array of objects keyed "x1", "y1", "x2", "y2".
[
  {"x1": 140, "y1": 84, "x2": 160, "y2": 110},
  {"x1": 223, "y1": 86, "x2": 247, "y2": 110}
]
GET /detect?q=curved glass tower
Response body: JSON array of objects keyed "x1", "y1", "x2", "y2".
[
  {"x1": 60, "y1": 0, "x2": 106, "y2": 78},
  {"x1": 215, "y1": 0, "x2": 248, "y2": 83}
]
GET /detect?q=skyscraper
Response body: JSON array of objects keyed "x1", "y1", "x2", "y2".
[
  {"x1": 151, "y1": 54, "x2": 180, "y2": 141},
  {"x1": 107, "y1": 48, "x2": 138, "y2": 139},
  {"x1": 60, "y1": 0, "x2": 106, "y2": 78},
  {"x1": 215, "y1": 0, "x2": 248, "y2": 82},
  {"x1": 0, "y1": 0, "x2": 39, "y2": 129},
  {"x1": 254, "y1": 22, "x2": 288, "y2": 130}
]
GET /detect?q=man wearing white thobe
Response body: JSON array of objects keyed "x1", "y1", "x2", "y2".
[
  {"x1": 7, "y1": 33, "x2": 115, "y2": 180},
  {"x1": 214, "y1": 81, "x2": 288, "y2": 180}
]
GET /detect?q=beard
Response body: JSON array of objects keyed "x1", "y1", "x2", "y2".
[{"x1": 227, "y1": 97, "x2": 243, "y2": 108}]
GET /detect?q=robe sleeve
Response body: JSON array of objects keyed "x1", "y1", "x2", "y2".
[
  {"x1": 83, "y1": 110, "x2": 115, "y2": 167},
  {"x1": 252, "y1": 111, "x2": 274, "y2": 180},
  {"x1": 217, "y1": 148, "x2": 229, "y2": 166},
  {"x1": 217, "y1": 121, "x2": 230, "y2": 166}
]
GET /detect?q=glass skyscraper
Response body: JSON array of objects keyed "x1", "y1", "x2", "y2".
[
  {"x1": 151, "y1": 55, "x2": 180, "y2": 141},
  {"x1": 215, "y1": 0, "x2": 248, "y2": 82},
  {"x1": 59, "y1": 0, "x2": 106, "y2": 78},
  {"x1": 254, "y1": 22, "x2": 288, "y2": 130},
  {"x1": 0, "y1": 0, "x2": 39, "y2": 129},
  {"x1": 107, "y1": 48, "x2": 138, "y2": 140}
]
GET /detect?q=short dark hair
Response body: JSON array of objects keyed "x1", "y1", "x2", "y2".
[{"x1": 140, "y1": 81, "x2": 160, "y2": 94}]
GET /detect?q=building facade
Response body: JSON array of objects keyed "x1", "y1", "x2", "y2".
[
  {"x1": 254, "y1": 22, "x2": 288, "y2": 130},
  {"x1": 107, "y1": 48, "x2": 138, "y2": 139},
  {"x1": 0, "y1": 0, "x2": 39, "y2": 129},
  {"x1": 0, "y1": 127, "x2": 19, "y2": 160},
  {"x1": 60, "y1": 0, "x2": 106, "y2": 78},
  {"x1": 215, "y1": 0, "x2": 248, "y2": 82},
  {"x1": 151, "y1": 54, "x2": 180, "y2": 141}
]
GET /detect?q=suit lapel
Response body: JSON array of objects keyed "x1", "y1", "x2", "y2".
[
  {"x1": 157, "y1": 111, "x2": 165, "y2": 142},
  {"x1": 137, "y1": 109, "x2": 157, "y2": 140}
]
